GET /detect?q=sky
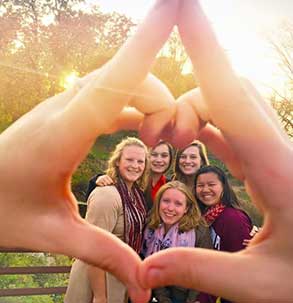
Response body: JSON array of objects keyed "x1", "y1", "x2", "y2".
[{"x1": 86, "y1": 0, "x2": 293, "y2": 95}]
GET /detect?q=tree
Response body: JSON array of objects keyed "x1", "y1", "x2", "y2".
[
  {"x1": 267, "y1": 21, "x2": 293, "y2": 138},
  {"x1": 0, "y1": 1, "x2": 135, "y2": 125},
  {"x1": 151, "y1": 29, "x2": 197, "y2": 97}
]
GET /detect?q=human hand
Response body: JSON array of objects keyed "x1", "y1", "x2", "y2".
[
  {"x1": 96, "y1": 175, "x2": 114, "y2": 187},
  {"x1": 139, "y1": 1, "x2": 293, "y2": 302},
  {"x1": 0, "y1": 1, "x2": 181, "y2": 302},
  {"x1": 243, "y1": 225, "x2": 260, "y2": 246}
]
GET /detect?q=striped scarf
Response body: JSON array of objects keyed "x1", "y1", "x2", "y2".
[
  {"x1": 203, "y1": 202, "x2": 226, "y2": 225},
  {"x1": 115, "y1": 178, "x2": 147, "y2": 253}
]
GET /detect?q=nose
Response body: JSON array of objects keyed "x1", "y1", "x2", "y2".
[
  {"x1": 155, "y1": 155, "x2": 163, "y2": 161},
  {"x1": 167, "y1": 202, "x2": 174, "y2": 211},
  {"x1": 131, "y1": 161, "x2": 139, "y2": 168},
  {"x1": 201, "y1": 184, "x2": 210, "y2": 192}
]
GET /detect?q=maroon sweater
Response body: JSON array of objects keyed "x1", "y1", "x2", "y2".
[
  {"x1": 198, "y1": 207, "x2": 252, "y2": 303},
  {"x1": 211, "y1": 207, "x2": 252, "y2": 252}
]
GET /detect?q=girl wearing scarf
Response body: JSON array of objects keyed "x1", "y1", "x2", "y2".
[
  {"x1": 65, "y1": 137, "x2": 148, "y2": 303},
  {"x1": 94, "y1": 140, "x2": 174, "y2": 212},
  {"x1": 144, "y1": 140, "x2": 173, "y2": 211},
  {"x1": 142, "y1": 181, "x2": 212, "y2": 303},
  {"x1": 194, "y1": 165, "x2": 253, "y2": 303}
]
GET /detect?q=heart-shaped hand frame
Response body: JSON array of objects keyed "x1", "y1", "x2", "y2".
[{"x1": 0, "y1": 1, "x2": 292, "y2": 302}]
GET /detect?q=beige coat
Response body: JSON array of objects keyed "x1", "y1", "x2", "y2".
[{"x1": 64, "y1": 186, "x2": 127, "y2": 303}]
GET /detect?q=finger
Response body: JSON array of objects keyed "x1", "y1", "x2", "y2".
[
  {"x1": 139, "y1": 247, "x2": 292, "y2": 303},
  {"x1": 105, "y1": 72, "x2": 177, "y2": 140},
  {"x1": 178, "y1": 0, "x2": 293, "y2": 211},
  {"x1": 0, "y1": 186, "x2": 150, "y2": 302},
  {"x1": 41, "y1": 0, "x2": 179, "y2": 167},
  {"x1": 105, "y1": 107, "x2": 144, "y2": 134},
  {"x1": 171, "y1": 95, "x2": 201, "y2": 148},
  {"x1": 172, "y1": 88, "x2": 243, "y2": 178},
  {"x1": 242, "y1": 239, "x2": 250, "y2": 247},
  {"x1": 240, "y1": 78, "x2": 291, "y2": 144},
  {"x1": 103, "y1": 176, "x2": 114, "y2": 186},
  {"x1": 139, "y1": 106, "x2": 176, "y2": 146},
  {"x1": 95, "y1": 175, "x2": 114, "y2": 186},
  {"x1": 98, "y1": 0, "x2": 179, "y2": 92},
  {"x1": 178, "y1": 1, "x2": 288, "y2": 163},
  {"x1": 130, "y1": 73, "x2": 176, "y2": 146},
  {"x1": 198, "y1": 124, "x2": 244, "y2": 180},
  {"x1": 70, "y1": 0, "x2": 179, "y2": 127},
  {"x1": 129, "y1": 73, "x2": 175, "y2": 115},
  {"x1": 62, "y1": 220, "x2": 150, "y2": 303},
  {"x1": 9, "y1": 207, "x2": 150, "y2": 303}
]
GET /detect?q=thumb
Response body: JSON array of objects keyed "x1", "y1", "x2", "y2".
[
  {"x1": 139, "y1": 247, "x2": 283, "y2": 303},
  {"x1": 56, "y1": 217, "x2": 151, "y2": 303}
]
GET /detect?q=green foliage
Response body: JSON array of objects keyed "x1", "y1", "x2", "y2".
[
  {"x1": 151, "y1": 30, "x2": 197, "y2": 98},
  {"x1": 0, "y1": 295, "x2": 63, "y2": 303},
  {"x1": 0, "y1": 1, "x2": 135, "y2": 128}
]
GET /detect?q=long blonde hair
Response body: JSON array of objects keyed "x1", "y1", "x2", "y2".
[
  {"x1": 148, "y1": 181, "x2": 205, "y2": 232},
  {"x1": 106, "y1": 137, "x2": 149, "y2": 190}
]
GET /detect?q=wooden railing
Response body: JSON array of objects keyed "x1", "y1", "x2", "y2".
[
  {"x1": 0, "y1": 248, "x2": 71, "y2": 298},
  {"x1": 0, "y1": 202, "x2": 88, "y2": 298}
]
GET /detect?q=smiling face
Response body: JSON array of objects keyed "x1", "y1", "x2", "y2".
[
  {"x1": 159, "y1": 188, "x2": 188, "y2": 231},
  {"x1": 195, "y1": 172, "x2": 224, "y2": 207},
  {"x1": 150, "y1": 143, "x2": 171, "y2": 175},
  {"x1": 178, "y1": 145, "x2": 202, "y2": 176},
  {"x1": 117, "y1": 145, "x2": 146, "y2": 189}
]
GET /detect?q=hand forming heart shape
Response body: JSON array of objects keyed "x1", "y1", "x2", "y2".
[{"x1": 0, "y1": 1, "x2": 292, "y2": 303}]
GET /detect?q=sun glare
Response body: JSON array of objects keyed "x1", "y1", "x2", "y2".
[
  {"x1": 42, "y1": 14, "x2": 55, "y2": 26},
  {"x1": 199, "y1": 0, "x2": 284, "y2": 95},
  {"x1": 92, "y1": 0, "x2": 288, "y2": 96},
  {"x1": 61, "y1": 72, "x2": 79, "y2": 90}
]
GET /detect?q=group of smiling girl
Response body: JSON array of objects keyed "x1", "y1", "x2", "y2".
[{"x1": 65, "y1": 137, "x2": 253, "y2": 303}]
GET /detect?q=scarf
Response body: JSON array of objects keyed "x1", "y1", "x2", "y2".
[
  {"x1": 142, "y1": 223, "x2": 196, "y2": 258},
  {"x1": 115, "y1": 177, "x2": 147, "y2": 253},
  {"x1": 203, "y1": 202, "x2": 226, "y2": 225}
]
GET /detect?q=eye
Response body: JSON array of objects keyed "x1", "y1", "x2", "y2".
[
  {"x1": 190, "y1": 155, "x2": 197, "y2": 159},
  {"x1": 138, "y1": 160, "x2": 145, "y2": 164},
  {"x1": 175, "y1": 201, "x2": 183, "y2": 207},
  {"x1": 208, "y1": 183, "x2": 217, "y2": 187},
  {"x1": 180, "y1": 154, "x2": 187, "y2": 160},
  {"x1": 161, "y1": 153, "x2": 169, "y2": 158},
  {"x1": 151, "y1": 152, "x2": 158, "y2": 157}
]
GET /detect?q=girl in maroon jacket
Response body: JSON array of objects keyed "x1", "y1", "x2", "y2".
[{"x1": 194, "y1": 165, "x2": 252, "y2": 303}]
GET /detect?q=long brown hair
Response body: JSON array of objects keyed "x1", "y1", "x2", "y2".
[
  {"x1": 149, "y1": 140, "x2": 174, "y2": 175},
  {"x1": 173, "y1": 140, "x2": 209, "y2": 183}
]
